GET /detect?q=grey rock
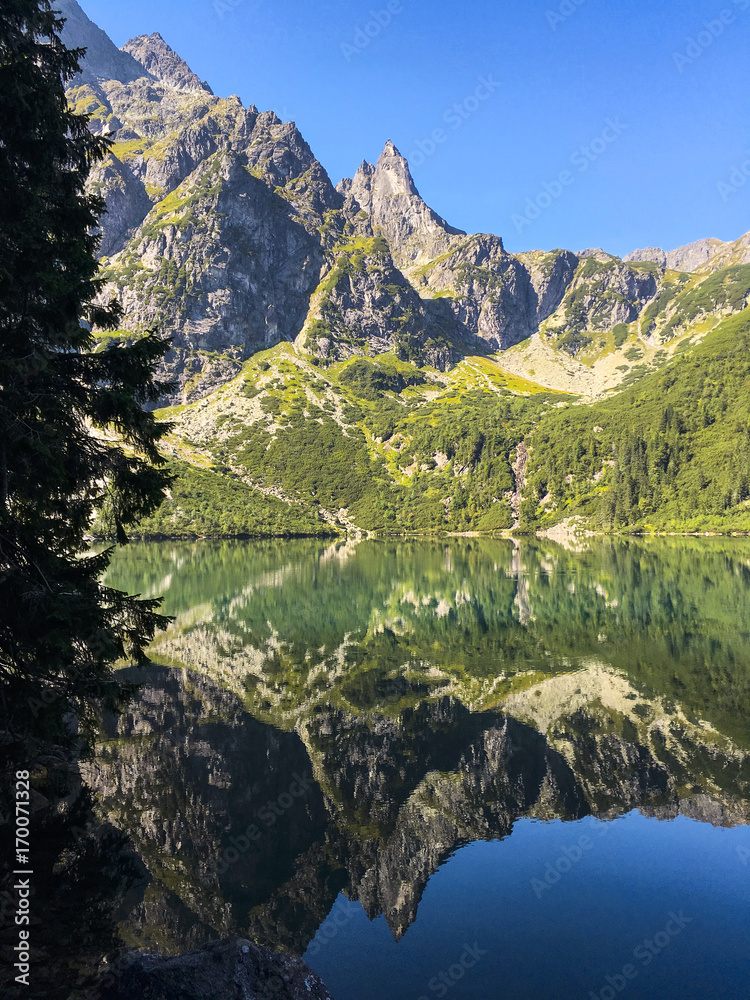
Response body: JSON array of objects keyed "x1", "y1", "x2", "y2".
[
  {"x1": 666, "y1": 237, "x2": 728, "y2": 272},
  {"x1": 57, "y1": 0, "x2": 152, "y2": 85},
  {"x1": 623, "y1": 247, "x2": 667, "y2": 269},
  {"x1": 104, "y1": 149, "x2": 327, "y2": 366},
  {"x1": 421, "y1": 233, "x2": 536, "y2": 350},
  {"x1": 693, "y1": 229, "x2": 750, "y2": 273},
  {"x1": 545, "y1": 256, "x2": 659, "y2": 350},
  {"x1": 624, "y1": 238, "x2": 743, "y2": 274},
  {"x1": 82, "y1": 69, "x2": 343, "y2": 398},
  {"x1": 338, "y1": 140, "x2": 464, "y2": 267},
  {"x1": 299, "y1": 236, "x2": 460, "y2": 368},
  {"x1": 523, "y1": 249, "x2": 580, "y2": 322},
  {"x1": 576, "y1": 248, "x2": 619, "y2": 262},
  {"x1": 66, "y1": 5, "x2": 750, "y2": 389},
  {"x1": 122, "y1": 33, "x2": 213, "y2": 93},
  {"x1": 104, "y1": 937, "x2": 335, "y2": 1000},
  {"x1": 97, "y1": 83, "x2": 253, "y2": 211},
  {"x1": 91, "y1": 154, "x2": 152, "y2": 258}
]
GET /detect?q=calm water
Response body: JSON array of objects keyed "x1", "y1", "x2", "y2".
[{"x1": 98, "y1": 537, "x2": 750, "y2": 999}]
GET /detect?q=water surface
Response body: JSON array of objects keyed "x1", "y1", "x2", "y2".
[{"x1": 97, "y1": 537, "x2": 750, "y2": 999}]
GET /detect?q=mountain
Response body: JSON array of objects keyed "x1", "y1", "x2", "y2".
[
  {"x1": 625, "y1": 233, "x2": 750, "y2": 273},
  {"x1": 57, "y1": 0, "x2": 149, "y2": 85},
  {"x1": 121, "y1": 32, "x2": 213, "y2": 93},
  {"x1": 59, "y1": 0, "x2": 750, "y2": 535},
  {"x1": 337, "y1": 139, "x2": 466, "y2": 266}
]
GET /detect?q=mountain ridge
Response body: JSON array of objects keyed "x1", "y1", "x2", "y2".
[
  {"x1": 59, "y1": 0, "x2": 749, "y2": 390},
  {"x1": 59, "y1": 0, "x2": 750, "y2": 536},
  {"x1": 56, "y1": 0, "x2": 152, "y2": 85},
  {"x1": 121, "y1": 32, "x2": 214, "y2": 94}
]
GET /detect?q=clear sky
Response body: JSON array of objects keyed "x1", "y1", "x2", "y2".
[{"x1": 79, "y1": 0, "x2": 750, "y2": 256}]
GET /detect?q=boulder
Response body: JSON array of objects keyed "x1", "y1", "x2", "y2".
[{"x1": 104, "y1": 937, "x2": 335, "y2": 1000}]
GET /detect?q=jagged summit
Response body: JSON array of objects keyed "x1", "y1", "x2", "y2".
[
  {"x1": 577, "y1": 248, "x2": 618, "y2": 262},
  {"x1": 623, "y1": 246, "x2": 667, "y2": 269},
  {"x1": 61, "y1": 1, "x2": 750, "y2": 400},
  {"x1": 56, "y1": 2, "x2": 212, "y2": 93},
  {"x1": 344, "y1": 138, "x2": 443, "y2": 205},
  {"x1": 121, "y1": 32, "x2": 213, "y2": 94},
  {"x1": 624, "y1": 235, "x2": 750, "y2": 273},
  {"x1": 665, "y1": 237, "x2": 728, "y2": 272},
  {"x1": 374, "y1": 138, "x2": 422, "y2": 198},
  {"x1": 56, "y1": 0, "x2": 150, "y2": 84},
  {"x1": 338, "y1": 140, "x2": 465, "y2": 266}
]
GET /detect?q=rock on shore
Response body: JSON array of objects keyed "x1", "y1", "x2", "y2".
[{"x1": 104, "y1": 937, "x2": 335, "y2": 1000}]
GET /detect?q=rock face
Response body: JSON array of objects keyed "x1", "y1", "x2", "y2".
[
  {"x1": 543, "y1": 255, "x2": 659, "y2": 352},
  {"x1": 683, "y1": 230, "x2": 750, "y2": 273},
  {"x1": 297, "y1": 234, "x2": 459, "y2": 367},
  {"x1": 92, "y1": 154, "x2": 154, "y2": 256},
  {"x1": 57, "y1": 0, "x2": 151, "y2": 85},
  {"x1": 625, "y1": 236, "x2": 750, "y2": 274},
  {"x1": 121, "y1": 33, "x2": 213, "y2": 93},
  {"x1": 337, "y1": 140, "x2": 464, "y2": 267},
  {"x1": 59, "y1": 0, "x2": 750, "y2": 400},
  {"x1": 107, "y1": 149, "x2": 328, "y2": 362},
  {"x1": 666, "y1": 237, "x2": 727, "y2": 272},
  {"x1": 623, "y1": 246, "x2": 667, "y2": 269},
  {"x1": 105, "y1": 938, "x2": 335, "y2": 1000}
]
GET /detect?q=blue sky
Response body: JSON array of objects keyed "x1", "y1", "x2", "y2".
[{"x1": 79, "y1": 0, "x2": 750, "y2": 256}]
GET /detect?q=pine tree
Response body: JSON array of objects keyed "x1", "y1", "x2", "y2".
[{"x1": 0, "y1": 0, "x2": 173, "y2": 759}]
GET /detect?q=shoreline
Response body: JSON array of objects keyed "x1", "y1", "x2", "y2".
[{"x1": 92, "y1": 527, "x2": 750, "y2": 543}]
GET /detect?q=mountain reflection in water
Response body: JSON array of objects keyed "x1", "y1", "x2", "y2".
[{"x1": 91, "y1": 538, "x2": 750, "y2": 999}]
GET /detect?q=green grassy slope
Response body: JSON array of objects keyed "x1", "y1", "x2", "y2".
[
  {"x1": 137, "y1": 349, "x2": 569, "y2": 536},
  {"x1": 523, "y1": 308, "x2": 750, "y2": 532},
  {"x1": 128, "y1": 461, "x2": 336, "y2": 539},
  {"x1": 128, "y1": 307, "x2": 750, "y2": 539}
]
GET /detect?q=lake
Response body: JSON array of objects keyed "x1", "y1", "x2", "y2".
[{"x1": 97, "y1": 537, "x2": 750, "y2": 999}]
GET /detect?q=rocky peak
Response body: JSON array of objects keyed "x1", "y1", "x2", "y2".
[
  {"x1": 666, "y1": 237, "x2": 727, "y2": 273},
  {"x1": 691, "y1": 230, "x2": 750, "y2": 273},
  {"x1": 577, "y1": 248, "x2": 619, "y2": 262},
  {"x1": 373, "y1": 139, "x2": 421, "y2": 198},
  {"x1": 121, "y1": 32, "x2": 213, "y2": 93},
  {"x1": 625, "y1": 237, "x2": 732, "y2": 273},
  {"x1": 623, "y1": 247, "x2": 667, "y2": 269},
  {"x1": 337, "y1": 159, "x2": 373, "y2": 201},
  {"x1": 339, "y1": 140, "x2": 464, "y2": 266},
  {"x1": 56, "y1": 0, "x2": 151, "y2": 84}
]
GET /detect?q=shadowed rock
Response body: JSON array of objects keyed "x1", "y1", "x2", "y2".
[{"x1": 104, "y1": 938, "x2": 335, "y2": 1000}]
